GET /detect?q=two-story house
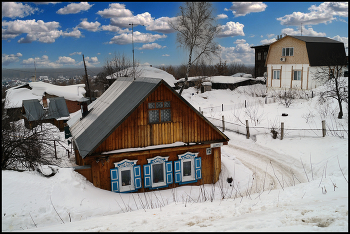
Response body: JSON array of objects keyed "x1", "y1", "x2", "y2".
[{"x1": 265, "y1": 35, "x2": 347, "y2": 90}]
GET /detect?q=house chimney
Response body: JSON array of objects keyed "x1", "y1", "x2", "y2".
[
  {"x1": 42, "y1": 95, "x2": 48, "y2": 108},
  {"x1": 81, "y1": 102, "x2": 88, "y2": 117}
]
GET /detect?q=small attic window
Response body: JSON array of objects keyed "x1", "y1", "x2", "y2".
[{"x1": 148, "y1": 101, "x2": 171, "y2": 124}]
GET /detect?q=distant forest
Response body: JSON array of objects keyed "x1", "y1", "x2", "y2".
[{"x1": 2, "y1": 67, "x2": 105, "y2": 80}]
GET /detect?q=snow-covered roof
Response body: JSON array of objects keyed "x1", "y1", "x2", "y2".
[
  {"x1": 106, "y1": 65, "x2": 177, "y2": 87},
  {"x1": 209, "y1": 76, "x2": 254, "y2": 84},
  {"x1": 5, "y1": 82, "x2": 86, "y2": 109}
]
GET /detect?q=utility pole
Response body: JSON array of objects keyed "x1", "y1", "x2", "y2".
[
  {"x1": 82, "y1": 54, "x2": 92, "y2": 103},
  {"x1": 129, "y1": 23, "x2": 135, "y2": 80},
  {"x1": 301, "y1": 23, "x2": 302, "y2": 36}
]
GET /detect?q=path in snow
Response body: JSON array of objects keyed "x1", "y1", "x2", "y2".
[{"x1": 223, "y1": 133, "x2": 308, "y2": 194}]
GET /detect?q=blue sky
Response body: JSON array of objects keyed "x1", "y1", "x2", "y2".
[{"x1": 2, "y1": 2, "x2": 348, "y2": 69}]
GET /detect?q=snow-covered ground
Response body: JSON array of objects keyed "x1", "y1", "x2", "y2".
[{"x1": 2, "y1": 79, "x2": 348, "y2": 232}]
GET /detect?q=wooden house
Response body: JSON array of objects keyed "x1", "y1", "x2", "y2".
[
  {"x1": 22, "y1": 96, "x2": 70, "y2": 131},
  {"x1": 265, "y1": 35, "x2": 347, "y2": 90},
  {"x1": 68, "y1": 77, "x2": 229, "y2": 193}
]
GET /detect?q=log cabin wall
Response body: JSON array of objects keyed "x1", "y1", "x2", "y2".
[{"x1": 93, "y1": 83, "x2": 225, "y2": 154}]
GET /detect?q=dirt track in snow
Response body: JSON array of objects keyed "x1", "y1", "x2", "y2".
[{"x1": 223, "y1": 136, "x2": 309, "y2": 194}]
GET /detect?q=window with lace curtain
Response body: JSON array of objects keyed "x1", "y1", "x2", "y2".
[{"x1": 148, "y1": 101, "x2": 171, "y2": 124}]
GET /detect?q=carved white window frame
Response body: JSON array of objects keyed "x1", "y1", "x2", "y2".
[
  {"x1": 147, "y1": 156, "x2": 169, "y2": 188},
  {"x1": 114, "y1": 159, "x2": 138, "y2": 192}
]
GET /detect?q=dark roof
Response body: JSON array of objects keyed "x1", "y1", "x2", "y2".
[
  {"x1": 22, "y1": 97, "x2": 69, "y2": 121},
  {"x1": 289, "y1": 36, "x2": 343, "y2": 43},
  {"x1": 288, "y1": 36, "x2": 347, "y2": 66},
  {"x1": 69, "y1": 77, "x2": 229, "y2": 158},
  {"x1": 251, "y1": 43, "x2": 270, "y2": 48}
]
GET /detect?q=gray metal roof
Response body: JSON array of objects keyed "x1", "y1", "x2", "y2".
[
  {"x1": 22, "y1": 97, "x2": 69, "y2": 121},
  {"x1": 69, "y1": 77, "x2": 161, "y2": 158},
  {"x1": 289, "y1": 36, "x2": 343, "y2": 43}
]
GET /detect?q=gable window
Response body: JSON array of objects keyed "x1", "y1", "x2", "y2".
[
  {"x1": 273, "y1": 70, "x2": 280, "y2": 80},
  {"x1": 144, "y1": 156, "x2": 173, "y2": 189},
  {"x1": 174, "y1": 152, "x2": 202, "y2": 184},
  {"x1": 148, "y1": 101, "x2": 171, "y2": 124},
  {"x1": 293, "y1": 70, "x2": 301, "y2": 80},
  {"x1": 282, "y1": 47, "x2": 293, "y2": 56},
  {"x1": 110, "y1": 159, "x2": 141, "y2": 193}
]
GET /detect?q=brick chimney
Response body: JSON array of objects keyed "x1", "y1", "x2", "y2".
[{"x1": 42, "y1": 95, "x2": 48, "y2": 108}]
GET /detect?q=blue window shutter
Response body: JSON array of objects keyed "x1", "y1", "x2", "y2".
[
  {"x1": 143, "y1": 164, "x2": 151, "y2": 188},
  {"x1": 165, "y1": 161, "x2": 173, "y2": 184},
  {"x1": 174, "y1": 160, "x2": 181, "y2": 183},
  {"x1": 134, "y1": 165, "x2": 142, "y2": 189},
  {"x1": 110, "y1": 168, "x2": 119, "y2": 192},
  {"x1": 195, "y1": 157, "x2": 202, "y2": 180}
]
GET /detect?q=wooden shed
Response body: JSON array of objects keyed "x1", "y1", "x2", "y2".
[{"x1": 68, "y1": 77, "x2": 229, "y2": 193}]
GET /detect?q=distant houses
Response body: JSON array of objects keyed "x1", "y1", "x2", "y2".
[{"x1": 4, "y1": 81, "x2": 86, "y2": 130}]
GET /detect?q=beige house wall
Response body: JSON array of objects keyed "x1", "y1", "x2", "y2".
[{"x1": 266, "y1": 36, "x2": 309, "y2": 65}]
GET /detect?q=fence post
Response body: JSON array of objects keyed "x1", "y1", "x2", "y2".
[
  {"x1": 322, "y1": 120, "x2": 326, "y2": 137},
  {"x1": 245, "y1": 100, "x2": 246, "y2": 108},
  {"x1": 222, "y1": 104, "x2": 223, "y2": 112},
  {"x1": 222, "y1": 115, "x2": 225, "y2": 132},
  {"x1": 265, "y1": 96, "x2": 267, "y2": 104},
  {"x1": 54, "y1": 140, "x2": 57, "y2": 159},
  {"x1": 246, "y1": 120, "x2": 250, "y2": 139},
  {"x1": 281, "y1": 122, "x2": 284, "y2": 140}
]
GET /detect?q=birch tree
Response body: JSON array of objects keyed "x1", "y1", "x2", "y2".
[
  {"x1": 313, "y1": 54, "x2": 348, "y2": 119},
  {"x1": 169, "y1": 2, "x2": 220, "y2": 95}
]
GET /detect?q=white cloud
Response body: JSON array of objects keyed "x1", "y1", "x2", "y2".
[
  {"x1": 267, "y1": 34, "x2": 275, "y2": 38},
  {"x1": 234, "y1": 39, "x2": 246, "y2": 44},
  {"x1": 217, "y1": 22, "x2": 245, "y2": 38},
  {"x1": 70, "y1": 52, "x2": 82, "y2": 56},
  {"x1": 101, "y1": 25, "x2": 130, "y2": 33},
  {"x1": 277, "y1": 2, "x2": 348, "y2": 26},
  {"x1": 110, "y1": 12, "x2": 153, "y2": 28},
  {"x1": 97, "y1": 3, "x2": 133, "y2": 18},
  {"x1": 225, "y1": 2, "x2": 267, "y2": 17},
  {"x1": 216, "y1": 14, "x2": 228, "y2": 20},
  {"x1": 57, "y1": 2, "x2": 93, "y2": 15},
  {"x1": 146, "y1": 17, "x2": 176, "y2": 33},
  {"x1": 21, "y1": 55, "x2": 61, "y2": 68},
  {"x1": 77, "y1": 56, "x2": 100, "y2": 67},
  {"x1": 281, "y1": 26, "x2": 326, "y2": 37},
  {"x1": 162, "y1": 54, "x2": 170, "y2": 57},
  {"x1": 2, "y1": 19, "x2": 82, "y2": 43},
  {"x1": 57, "y1": 56, "x2": 76, "y2": 65},
  {"x1": 108, "y1": 31, "x2": 167, "y2": 45},
  {"x1": 2, "y1": 53, "x2": 23, "y2": 66},
  {"x1": 2, "y1": 2, "x2": 38, "y2": 19},
  {"x1": 137, "y1": 43, "x2": 166, "y2": 50},
  {"x1": 77, "y1": 19, "x2": 101, "y2": 32},
  {"x1": 217, "y1": 43, "x2": 255, "y2": 64},
  {"x1": 260, "y1": 38, "x2": 276, "y2": 45}
]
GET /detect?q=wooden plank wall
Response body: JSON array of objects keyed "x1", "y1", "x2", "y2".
[
  {"x1": 93, "y1": 83, "x2": 225, "y2": 154},
  {"x1": 88, "y1": 145, "x2": 217, "y2": 191}
]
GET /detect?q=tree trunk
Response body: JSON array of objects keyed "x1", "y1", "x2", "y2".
[{"x1": 179, "y1": 49, "x2": 193, "y2": 96}]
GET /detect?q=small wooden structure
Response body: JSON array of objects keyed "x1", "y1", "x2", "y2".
[{"x1": 69, "y1": 77, "x2": 229, "y2": 193}]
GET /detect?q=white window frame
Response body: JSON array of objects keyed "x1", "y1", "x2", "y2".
[
  {"x1": 181, "y1": 158, "x2": 195, "y2": 182},
  {"x1": 114, "y1": 159, "x2": 138, "y2": 192},
  {"x1": 293, "y1": 70, "x2": 301, "y2": 80},
  {"x1": 147, "y1": 156, "x2": 169, "y2": 188},
  {"x1": 273, "y1": 70, "x2": 280, "y2": 80},
  {"x1": 282, "y1": 47, "x2": 294, "y2": 56}
]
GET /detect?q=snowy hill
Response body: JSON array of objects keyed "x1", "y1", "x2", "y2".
[
  {"x1": 2, "y1": 81, "x2": 348, "y2": 232},
  {"x1": 106, "y1": 65, "x2": 177, "y2": 87}
]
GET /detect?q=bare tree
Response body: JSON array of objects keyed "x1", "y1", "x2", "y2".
[
  {"x1": 94, "y1": 52, "x2": 139, "y2": 93},
  {"x1": 169, "y1": 2, "x2": 220, "y2": 95},
  {"x1": 313, "y1": 54, "x2": 348, "y2": 119}
]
